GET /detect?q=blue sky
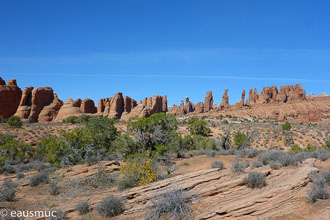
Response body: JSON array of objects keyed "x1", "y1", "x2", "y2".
[{"x1": 1, "y1": 0, "x2": 330, "y2": 106}]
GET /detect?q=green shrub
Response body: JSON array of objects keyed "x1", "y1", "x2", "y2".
[
  {"x1": 282, "y1": 121, "x2": 292, "y2": 131},
  {"x1": 243, "y1": 172, "x2": 266, "y2": 188},
  {"x1": 127, "y1": 113, "x2": 177, "y2": 152},
  {"x1": 118, "y1": 153, "x2": 158, "y2": 190},
  {"x1": 29, "y1": 171, "x2": 50, "y2": 187},
  {"x1": 0, "y1": 115, "x2": 7, "y2": 123},
  {"x1": 305, "y1": 144, "x2": 317, "y2": 152},
  {"x1": 211, "y1": 161, "x2": 224, "y2": 169},
  {"x1": 290, "y1": 144, "x2": 303, "y2": 154},
  {"x1": 0, "y1": 179, "x2": 17, "y2": 202},
  {"x1": 233, "y1": 131, "x2": 252, "y2": 149},
  {"x1": 63, "y1": 116, "x2": 80, "y2": 123},
  {"x1": 75, "y1": 201, "x2": 90, "y2": 215},
  {"x1": 187, "y1": 117, "x2": 211, "y2": 137},
  {"x1": 97, "y1": 196, "x2": 125, "y2": 217},
  {"x1": 7, "y1": 116, "x2": 22, "y2": 128},
  {"x1": 0, "y1": 134, "x2": 33, "y2": 167}
]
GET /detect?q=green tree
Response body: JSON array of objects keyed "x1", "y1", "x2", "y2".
[
  {"x1": 187, "y1": 117, "x2": 211, "y2": 137},
  {"x1": 282, "y1": 121, "x2": 292, "y2": 131}
]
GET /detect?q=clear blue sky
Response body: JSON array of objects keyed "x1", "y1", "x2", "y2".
[{"x1": 1, "y1": 0, "x2": 330, "y2": 106}]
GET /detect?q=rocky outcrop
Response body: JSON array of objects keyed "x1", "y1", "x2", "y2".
[
  {"x1": 240, "y1": 89, "x2": 245, "y2": 106},
  {"x1": 80, "y1": 98, "x2": 97, "y2": 114},
  {"x1": 108, "y1": 92, "x2": 124, "y2": 119},
  {"x1": 28, "y1": 87, "x2": 54, "y2": 122},
  {"x1": 195, "y1": 102, "x2": 204, "y2": 113},
  {"x1": 123, "y1": 96, "x2": 136, "y2": 114},
  {"x1": 248, "y1": 84, "x2": 306, "y2": 106},
  {"x1": 249, "y1": 88, "x2": 258, "y2": 104},
  {"x1": 162, "y1": 95, "x2": 168, "y2": 112},
  {"x1": 204, "y1": 91, "x2": 213, "y2": 112},
  {"x1": 184, "y1": 97, "x2": 194, "y2": 113},
  {"x1": 219, "y1": 89, "x2": 230, "y2": 109},
  {"x1": 15, "y1": 87, "x2": 63, "y2": 122},
  {"x1": 0, "y1": 78, "x2": 22, "y2": 118},
  {"x1": 53, "y1": 158, "x2": 320, "y2": 220},
  {"x1": 54, "y1": 98, "x2": 84, "y2": 122},
  {"x1": 121, "y1": 95, "x2": 167, "y2": 120},
  {"x1": 38, "y1": 93, "x2": 63, "y2": 122}
]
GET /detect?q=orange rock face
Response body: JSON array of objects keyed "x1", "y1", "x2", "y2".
[
  {"x1": 80, "y1": 98, "x2": 97, "y2": 114},
  {"x1": 0, "y1": 78, "x2": 22, "y2": 118},
  {"x1": 204, "y1": 91, "x2": 213, "y2": 112},
  {"x1": 15, "y1": 86, "x2": 63, "y2": 122}
]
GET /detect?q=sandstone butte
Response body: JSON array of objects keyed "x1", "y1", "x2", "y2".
[{"x1": 1, "y1": 77, "x2": 330, "y2": 123}]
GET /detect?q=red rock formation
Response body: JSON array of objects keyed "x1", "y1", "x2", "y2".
[
  {"x1": 97, "y1": 98, "x2": 106, "y2": 113},
  {"x1": 257, "y1": 85, "x2": 278, "y2": 104},
  {"x1": 80, "y1": 98, "x2": 97, "y2": 114},
  {"x1": 195, "y1": 102, "x2": 204, "y2": 113},
  {"x1": 0, "y1": 77, "x2": 5, "y2": 85},
  {"x1": 240, "y1": 90, "x2": 246, "y2": 106},
  {"x1": 108, "y1": 92, "x2": 124, "y2": 119},
  {"x1": 28, "y1": 87, "x2": 54, "y2": 122},
  {"x1": 15, "y1": 87, "x2": 34, "y2": 121},
  {"x1": 161, "y1": 95, "x2": 168, "y2": 112},
  {"x1": 123, "y1": 96, "x2": 137, "y2": 113},
  {"x1": 204, "y1": 91, "x2": 213, "y2": 112},
  {"x1": 0, "y1": 78, "x2": 22, "y2": 118},
  {"x1": 184, "y1": 96, "x2": 194, "y2": 113},
  {"x1": 38, "y1": 93, "x2": 63, "y2": 122},
  {"x1": 220, "y1": 89, "x2": 230, "y2": 109},
  {"x1": 151, "y1": 95, "x2": 163, "y2": 114},
  {"x1": 278, "y1": 84, "x2": 306, "y2": 103},
  {"x1": 54, "y1": 98, "x2": 84, "y2": 122}
]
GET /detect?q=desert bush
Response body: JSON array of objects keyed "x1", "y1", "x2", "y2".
[
  {"x1": 0, "y1": 115, "x2": 7, "y2": 123},
  {"x1": 2, "y1": 164, "x2": 16, "y2": 174},
  {"x1": 0, "y1": 179, "x2": 18, "y2": 201},
  {"x1": 258, "y1": 150, "x2": 296, "y2": 167},
  {"x1": 0, "y1": 134, "x2": 33, "y2": 167},
  {"x1": 216, "y1": 131, "x2": 232, "y2": 150},
  {"x1": 308, "y1": 178, "x2": 329, "y2": 203},
  {"x1": 317, "y1": 152, "x2": 330, "y2": 161},
  {"x1": 49, "y1": 182, "x2": 60, "y2": 195},
  {"x1": 290, "y1": 144, "x2": 303, "y2": 154},
  {"x1": 118, "y1": 153, "x2": 158, "y2": 190},
  {"x1": 231, "y1": 158, "x2": 246, "y2": 174},
  {"x1": 29, "y1": 171, "x2": 50, "y2": 187},
  {"x1": 75, "y1": 201, "x2": 90, "y2": 215},
  {"x1": 233, "y1": 131, "x2": 253, "y2": 149},
  {"x1": 187, "y1": 117, "x2": 211, "y2": 137},
  {"x1": 206, "y1": 150, "x2": 217, "y2": 157},
  {"x1": 97, "y1": 196, "x2": 125, "y2": 217},
  {"x1": 84, "y1": 164, "x2": 117, "y2": 188},
  {"x1": 251, "y1": 161, "x2": 263, "y2": 169},
  {"x1": 128, "y1": 113, "x2": 177, "y2": 152},
  {"x1": 146, "y1": 188, "x2": 192, "y2": 220},
  {"x1": 243, "y1": 172, "x2": 266, "y2": 188},
  {"x1": 16, "y1": 173, "x2": 25, "y2": 179},
  {"x1": 63, "y1": 116, "x2": 80, "y2": 123},
  {"x1": 211, "y1": 161, "x2": 224, "y2": 169},
  {"x1": 7, "y1": 116, "x2": 22, "y2": 128},
  {"x1": 282, "y1": 121, "x2": 292, "y2": 131},
  {"x1": 269, "y1": 161, "x2": 282, "y2": 170},
  {"x1": 247, "y1": 149, "x2": 260, "y2": 158}
]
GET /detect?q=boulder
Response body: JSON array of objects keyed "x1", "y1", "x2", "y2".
[
  {"x1": 80, "y1": 98, "x2": 97, "y2": 114},
  {"x1": 0, "y1": 78, "x2": 22, "y2": 118},
  {"x1": 204, "y1": 91, "x2": 213, "y2": 112}
]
